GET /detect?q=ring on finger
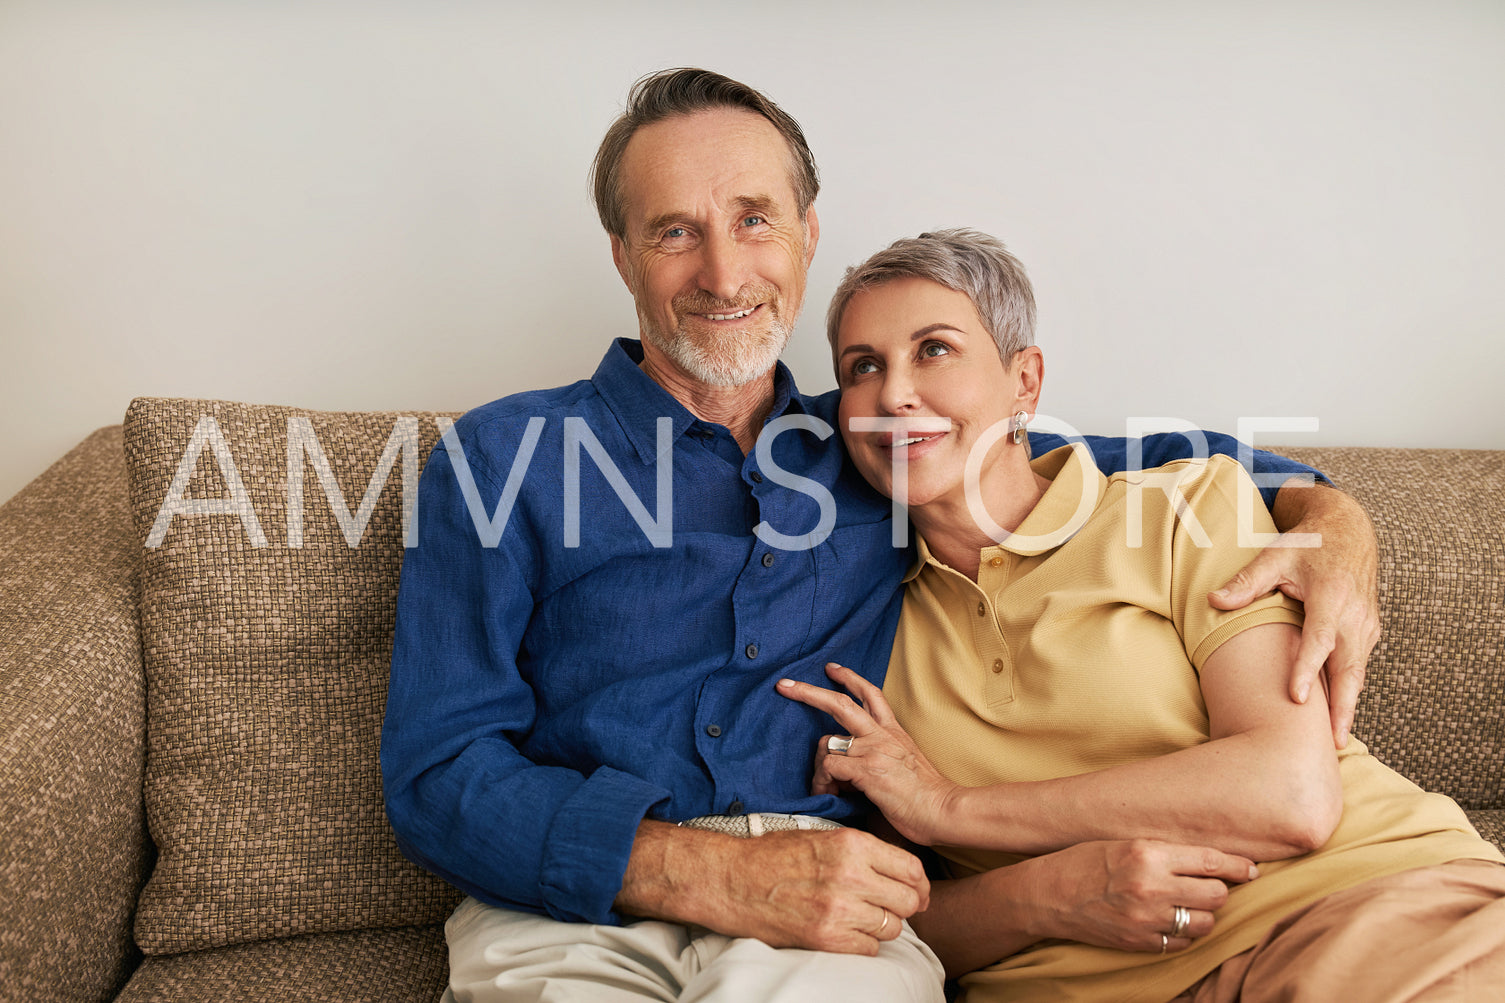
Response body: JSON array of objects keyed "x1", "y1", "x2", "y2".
[
  {"x1": 1160, "y1": 933, "x2": 1168, "y2": 954},
  {"x1": 1170, "y1": 905, "x2": 1191, "y2": 939},
  {"x1": 871, "y1": 909, "x2": 891, "y2": 937},
  {"x1": 827, "y1": 735, "x2": 854, "y2": 755}
]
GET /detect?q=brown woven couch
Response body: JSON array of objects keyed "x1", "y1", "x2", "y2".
[{"x1": 2, "y1": 397, "x2": 1502, "y2": 1001}]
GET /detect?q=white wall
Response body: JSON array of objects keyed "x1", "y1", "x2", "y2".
[{"x1": 3, "y1": 0, "x2": 1503, "y2": 504}]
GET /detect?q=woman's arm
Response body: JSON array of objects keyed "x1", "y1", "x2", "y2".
[
  {"x1": 911, "y1": 840, "x2": 1257, "y2": 979},
  {"x1": 1212, "y1": 480, "x2": 1381, "y2": 748},
  {"x1": 779, "y1": 625, "x2": 1343, "y2": 861}
]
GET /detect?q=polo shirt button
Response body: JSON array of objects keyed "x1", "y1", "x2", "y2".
[
  {"x1": 706, "y1": 724, "x2": 722, "y2": 738},
  {"x1": 750, "y1": 471, "x2": 764, "y2": 484},
  {"x1": 728, "y1": 800, "x2": 745, "y2": 814},
  {"x1": 745, "y1": 643, "x2": 759, "y2": 659},
  {"x1": 762, "y1": 553, "x2": 775, "y2": 567},
  {"x1": 977, "y1": 602, "x2": 987, "y2": 617},
  {"x1": 992, "y1": 659, "x2": 1005, "y2": 674},
  {"x1": 989, "y1": 556, "x2": 1004, "y2": 568}
]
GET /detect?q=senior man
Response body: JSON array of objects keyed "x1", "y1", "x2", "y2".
[{"x1": 382, "y1": 68, "x2": 1379, "y2": 1001}]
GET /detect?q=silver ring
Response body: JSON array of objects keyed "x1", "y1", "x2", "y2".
[
  {"x1": 1170, "y1": 905, "x2": 1191, "y2": 939},
  {"x1": 827, "y1": 735, "x2": 854, "y2": 754},
  {"x1": 1160, "y1": 933, "x2": 1169, "y2": 954}
]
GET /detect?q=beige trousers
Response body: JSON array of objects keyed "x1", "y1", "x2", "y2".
[
  {"x1": 1174, "y1": 859, "x2": 1505, "y2": 1002},
  {"x1": 442, "y1": 895, "x2": 946, "y2": 1003}
]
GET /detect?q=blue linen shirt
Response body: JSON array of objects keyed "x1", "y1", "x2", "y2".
[{"x1": 381, "y1": 338, "x2": 1321, "y2": 927}]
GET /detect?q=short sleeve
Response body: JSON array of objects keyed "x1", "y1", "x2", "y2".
[{"x1": 1164, "y1": 456, "x2": 1305, "y2": 670}]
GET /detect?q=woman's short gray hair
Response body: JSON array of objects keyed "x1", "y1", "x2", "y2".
[{"x1": 825, "y1": 228, "x2": 1036, "y2": 369}]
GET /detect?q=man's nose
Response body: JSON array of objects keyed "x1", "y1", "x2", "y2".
[{"x1": 696, "y1": 230, "x2": 748, "y2": 303}]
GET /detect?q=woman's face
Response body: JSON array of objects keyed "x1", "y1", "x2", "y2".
[{"x1": 835, "y1": 276, "x2": 1039, "y2": 508}]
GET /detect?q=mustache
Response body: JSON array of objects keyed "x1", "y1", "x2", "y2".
[{"x1": 673, "y1": 284, "x2": 777, "y2": 316}]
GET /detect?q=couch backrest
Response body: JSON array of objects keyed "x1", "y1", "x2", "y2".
[
  {"x1": 124, "y1": 397, "x2": 465, "y2": 954},
  {"x1": 1279, "y1": 446, "x2": 1504, "y2": 811}
]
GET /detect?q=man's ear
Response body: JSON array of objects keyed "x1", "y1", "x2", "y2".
[
  {"x1": 609, "y1": 234, "x2": 633, "y2": 290},
  {"x1": 1012, "y1": 346, "x2": 1044, "y2": 413},
  {"x1": 802, "y1": 204, "x2": 820, "y2": 267}
]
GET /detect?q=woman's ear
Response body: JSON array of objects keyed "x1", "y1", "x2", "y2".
[{"x1": 1011, "y1": 347, "x2": 1044, "y2": 414}]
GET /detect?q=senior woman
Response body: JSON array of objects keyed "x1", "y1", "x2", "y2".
[{"x1": 779, "y1": 229, "x2": 1505, "y2": 1001}]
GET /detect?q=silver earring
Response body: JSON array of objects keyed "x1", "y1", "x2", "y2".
[{"x1": 1010, "y1": 410, "x2": 1029, "y2": 445}]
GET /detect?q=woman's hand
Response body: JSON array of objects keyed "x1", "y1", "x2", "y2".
[
  {"x1": 916, "y1": 839, "x2": 1258, "y2": 976},
  {"x1": 777, "y1": 662, "x2": 960, "y2": 846},
  {"x1": 1015, "y1": 839, "x2": 1255, "y2": 952}
]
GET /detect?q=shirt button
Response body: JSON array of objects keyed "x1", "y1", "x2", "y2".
[
  {"x1": 762, "y1": 553, "x2": 775, "y2": 567},
  {"x1": 745, "y1": 643, "x2": 759, "y2": 659},
  {"x1": 750, "y1": 471, "x2": 764, "y2": 484},
  {"x1": 705, "y1": 724, "x2": 722, "y2": 738},
  {"x1": 728, "y1": 800, "x2": 745, "y2": 814},
  {"x1": 977, "y1": 602, "x2": 987, "y2": 617},
  {"x1": 992, "y1": 659, "x2": 1005, "y2": 674},
  {"x1": 989, "y1": 556, "x2": 1004, "y2": 568}
]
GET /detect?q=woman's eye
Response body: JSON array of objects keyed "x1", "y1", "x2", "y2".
[
  {"x1": 852, "y1": 359, "x2": 878, "y2": 375},
  {"x1": 921, "y1": 342, "x2": 950, "y2": 358}
]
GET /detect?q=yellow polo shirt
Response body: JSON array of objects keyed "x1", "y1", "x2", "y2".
[{"x1": 884, "y1": 445, "x2": 1502, "y2": 1003}]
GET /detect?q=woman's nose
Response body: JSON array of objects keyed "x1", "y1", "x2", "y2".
[{"x1": 878, "y1": 368, "x2": 918, "y2": 414}]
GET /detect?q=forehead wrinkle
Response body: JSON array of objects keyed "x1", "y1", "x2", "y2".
[{"x1": 620, "y1": 108, "x2": 803, "y2": 240}]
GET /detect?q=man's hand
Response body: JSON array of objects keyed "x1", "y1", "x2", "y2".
[
  {"x1": 617, "y1": 819, "x2": 929, "y2": 956},
  {"x1": 1210, "y1": 481, "x2": 1381, "y2": 747}
]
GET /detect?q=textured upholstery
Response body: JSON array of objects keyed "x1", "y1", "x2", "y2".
[
  {"x1": 113, "y1": 924, "x2": 447, "y2": 1002},
  {"x1": 1277, "y1": 447, "x2": 1504, "y2": 825},
  {"x1": 121, "y1": 398, "x2": 463, "y2": 954},
  {"x1": 1, "y1": 412, "x2": 1500, "y2": 1001},
  {"x1": 0, "y1": 427, "x2": 150, "y2": 1001}
]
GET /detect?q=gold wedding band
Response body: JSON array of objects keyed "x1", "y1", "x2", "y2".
[
  {"x1": 827, "y1": 735, "x2": 854, "y2": 754},
  {"x1": 873, "y1": 909, "x2": 891, "y2": 937},
  {"x1": 1160, "y1": 933, "x2": 1169, "y2": 954}
]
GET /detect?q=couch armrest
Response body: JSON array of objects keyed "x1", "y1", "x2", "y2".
[{"x1": 0, "y1": 426, "x2": 151, "y2": 1000}]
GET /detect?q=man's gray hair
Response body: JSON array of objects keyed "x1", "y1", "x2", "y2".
[
  {"x1": 590, "y1": 68, "x2": 820, "y2": 240},
  {"x1": 825, "y1": 228, "x2": 1037, "y2": 369}
]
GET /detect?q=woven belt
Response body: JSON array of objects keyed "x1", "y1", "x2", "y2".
[{"x1": 677, "y1": 812, "x2": 844, "y2": 839}]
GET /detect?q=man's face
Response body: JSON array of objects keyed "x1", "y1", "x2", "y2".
[{"x1": 610, "y1": 108, "x2": 819, "y2": 388}]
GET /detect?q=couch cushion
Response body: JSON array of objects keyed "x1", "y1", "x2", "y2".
[
  {"x1": 124, "y1": 398, "x2": 464, "y2": 953},
  {"x1": 1277, "y1": 446, "x2": 1505, "y2": 815},
  {"x1": 113, "y1": 923, "x2": 447, "y2": 1002}
]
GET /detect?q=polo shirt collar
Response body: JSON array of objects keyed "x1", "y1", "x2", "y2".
[
  {"x1": 591, "y1": 338, "x2": 801, "y2": 466},
  {"x1": 903, "y1": 442, "x2": 1107, "y2": 581}
]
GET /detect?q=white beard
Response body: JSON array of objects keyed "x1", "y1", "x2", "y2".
[{"x1": 640, "y1": 311, "x2": 793, "y2": 388}]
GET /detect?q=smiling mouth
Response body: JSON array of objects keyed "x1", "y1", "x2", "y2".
[
  {"x1": 699, "y1": 306, "x2": 758, "y2": 321},
  {"x1": 889, "y1": 432, "x2": 946, "y2": 448}
]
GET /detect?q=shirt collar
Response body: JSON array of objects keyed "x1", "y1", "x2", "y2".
[
  {"x1": 902, "y1": 442, "x2": 1106, "y2": 581},
  {"x1": 591, "y1": 338, "x2": 801, "y2": 465}
]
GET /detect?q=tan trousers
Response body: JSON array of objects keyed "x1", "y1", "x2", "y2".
[
  {"x1": 1175, "y1": 859, "x2": 1505, "y2": 1002},
  {"x1": 442, "y1": 894, "x2": 946, "y2": 1003}
]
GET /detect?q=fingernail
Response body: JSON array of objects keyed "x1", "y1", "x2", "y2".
[
  {"x1": 776, "y1": 678, "x2": 795, "y2": 690},
  {"x1": 1248, "y1": 865, "x2": 1259, "y2": 880},
  {"x1": 1295, "y1": 683, "x2": 1310, "y2": 703}
]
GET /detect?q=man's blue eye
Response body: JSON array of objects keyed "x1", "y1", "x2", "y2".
[
  {"x1": 742, "y1": 216, "x2": 764, "y2": 227},
  {"x1": 665, "y1": 227, "x2": 687, "y2": 239}
]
